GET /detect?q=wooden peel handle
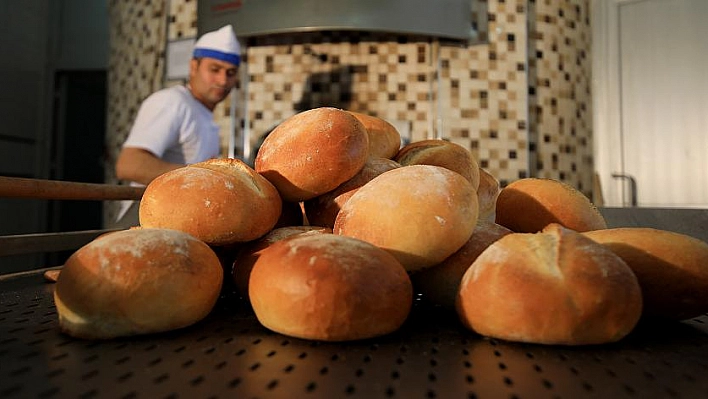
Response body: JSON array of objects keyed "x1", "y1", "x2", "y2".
[{"x1": 0, "y1": 176, "x2": 144, "y2": 201}]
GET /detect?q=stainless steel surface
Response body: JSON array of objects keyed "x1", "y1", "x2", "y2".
[{"x1": 1, "y1": 273, "x2": 708, "y2": 399}]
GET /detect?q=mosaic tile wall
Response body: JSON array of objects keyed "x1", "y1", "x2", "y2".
[
  {"x1": 105, "y1": 0, "x2": 593, "y2": 221},
  {"x1": 529, "y1": 0, "x2": 593, "y2": 197}
]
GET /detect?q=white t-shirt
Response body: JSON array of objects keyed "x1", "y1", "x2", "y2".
[{"x1": 116, "y1": 85, "x2": 221, "y2": 221}]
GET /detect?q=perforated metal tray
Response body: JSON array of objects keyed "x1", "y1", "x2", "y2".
[{"x1": 2, "y1": 272, "x2": 708, "y2": 399}]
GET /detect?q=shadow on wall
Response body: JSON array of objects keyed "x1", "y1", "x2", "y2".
[{"x1": 248, "y1": 65, "x2": 356, "y2": 166}]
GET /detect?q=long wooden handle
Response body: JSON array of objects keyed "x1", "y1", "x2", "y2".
[
  {"x1": 0, "y1": 176, "x2": 144, "y2": 201},
  {"x1": 0, "y1": 229, "x2": 122, "y2": 257}
]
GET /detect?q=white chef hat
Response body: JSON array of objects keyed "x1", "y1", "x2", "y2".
[{"x1": 193, "y1": 25, "x2": 241, "y2": 66}]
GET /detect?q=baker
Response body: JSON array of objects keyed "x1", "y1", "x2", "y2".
[{"x1": 112, "y1": 25, "x2": 241, "y2": 228}]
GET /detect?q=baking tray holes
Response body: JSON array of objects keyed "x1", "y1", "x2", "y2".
[
  {"x1": 533, "y1": 364, "x2": 542, "y2": 372},
  {"x1": 569, "y1": 366, "x2": 579, "y2": 375},
  {"x1": 182, "y1": 359, "x2": 195, "y2": 368},
  {"x1": 51, "y1": 352, "x2": 68, "y2": 361},
  {"x1": 252, "y1": 338, "x2": 262, "y2": 345},
  {"x1": 1, "y1": 385, "x2": 22, "y2": 398},
  {"x1": 467, "y1": 392, "x2": 478, "y2": 399},
  {"x1": 143, "y1": 343, "x2": 158, "y2": 351},
  {"x1": 425, "y1": 388, "x2": 437, "y2": 398},
  {"x1": 463, "y1": 360, "x2": 472, "y2": 368},
  {"x1": 235, "y1": 348, "x2": 246, "y2": 356},
  {"x1": 27, "y1": 338, "x2": 44, "y2": 346},
  {"x1": 249, "y1": 362, "x2": 261, "y2": 371},
  {"x1": 148, "y1": 357, "x2": 162, "y2": 367},
  {"x1": 363, "y1": 354, "x2": 372, "y2": 363},
  {"x1": 682, "y1": 373, "x2": 697, "y2": 382},
  {"x1": 503, "y1": 376, "x2": 513, "y2": 387},
  {"x1": 582, "y1": 382, "x2": 594, "y2": 392},
  {"x1": 305, "y1": 381, "x2": 317, "y2": 392},
  {"x1": 498, "y1": 362, "x2": 507, "y2": 370},
  {"x1": 396, "y1": 356, "x2": 405, "y2": 365},
  {"x1": 385, "y1": 386, "x2": 396, "y2": 397},
  {"x1": 664, "y1": 387, "x2": 679, "y2": 397},
  {"x1": 605, "y1": 368, "x2": 617, "y2": 377},
  {"x1": 20, "y1": 350, "x2": 40, "y2": 360},
  {"x1": 204, "y1": 347, "x2": 216, "y2": 355},
  {"x1": 0, "y1": 337, "x2": 18, "y2": 345},
  {"x1": 355, "y1": 368, "x2": 365, "y2": 377},
  {"x1": 190, "y1": 375, "x2": 205, "y2": 386},
  {"x1": 623, "y1": 384, "x2": 636, "y2": 394},
  {"x1": 174, "y1": 345, "x2": 186, "y2": 353},
  {"x1": 465, "y1": 374, "x2": 474, "y2": 384},
  {"x1": 298, "y1": 352, "x2": 308, "y2": 359},
  {"x1": 428, "y1": 372, "x2": 437, "y2": 382},
  {"x1": 542, "y1": 379, "x2": 553, "y2": 389},
  {"x1": 319, "y1": 366, "x2": 328, "y2": 375},
  {"x1": 280, "y1": 339, "x2": 290, "y2": 346},
  {"x1": 120, "y1": 391, "x2": 137, "y2": 399},
  {"x1": 429, "y1": 358, "x2": 438, "y2": 367},
  {"x1": 215, "y1": 361, "x2": 228, "y2": 370},
  {"x1": 115, "y1": 356, "x2": 131, "y2": 365},
  {"x1": 228, "y1": 377, "x2": 242, "y2": 388},
  {"x1": 643, "y1": 371, "x2": 656, "y2": 381},
  {"x1": 81, "y1": 369, "x2": 98, "y2": 380},
  {"x1": 266, "y1": 379, "x2": 279, "y2": 390},
  {"x1": 493, "y1": 350, "x2": 502, "y2": 357},
  {"x1": 330, "y1": 353, "x2": 340, "y2": 361},
  {"x1": 117, "y1": 371, "x2": 133, "y2": 382},
  {"x1": 46, "y1": 368, "x2": 65, "y2": 378},
  {"x1": 284, "y1": 364, "x2": 295, "y2": 373},
  {"x1": 266, "y1": 350, "x2": 276, "y2": 357},
  {"x1": 153, "y1": 373, "x2": 169, "y2": 384}
]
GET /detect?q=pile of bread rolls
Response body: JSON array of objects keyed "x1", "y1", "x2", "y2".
[{"x1": 54, "y1": 107, "x2": 708, "y2": 345}]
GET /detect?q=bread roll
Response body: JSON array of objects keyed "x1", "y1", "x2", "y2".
[
  {"x1": 583, "y1": 227, "x2": 708, "y2": 320},
  {"x1": 495, "y1": 177, "x2": 607, "y2": 233},
  {"x1": 477, "y1": 168, "x2": 501, "y2": 223},
  {"x1": 346, "y1": 111, "x2": 401, "y2": 159},
  {"x1": 304, "y1": 157, "x2": 401, "y2": 228},
  {"x1": 456, "y1": 223, "x2": 642, "y2": 345},
  {"x1": 248, "y1": 234, "x2": 413, "y2": 341},
  {"x1": 334, "y1": 165, "x2": 478, "y2": 272},
  {"x1": 255, "y1": 107, "x2": 369, "y2": 202},
  {"x1": 139, "y1": 158, "x2": 282, "y2": 246},
  {"x1": 54, "y1": 228, "x2": 223, "y2": 339},
  {"x1": 411, "y1": 221, "x2": 512, "y2": 307},
  {"x1": 232, "y1": 226, "x2": 332, "y2": 298},
  {"x1": 395, "y1": 139, "x2": 480, "y2": 190}
]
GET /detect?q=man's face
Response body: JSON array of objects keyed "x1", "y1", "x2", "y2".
[{"x1": 189, "y1": 57, "x2": 239, "y2": 110}]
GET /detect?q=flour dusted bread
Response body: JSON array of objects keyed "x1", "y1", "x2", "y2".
[
  {"x1": 232, "y1": 226, "x2": 332, "y2": 299},
  {"x1": 255, "y1": 107, "x2": 370, "y2": 202},
  {"x1": 457, "y1": 223, "x2": 642, "y2": 345},
  {"x1": 583, "y1": 227, "x2": 708, "y2": 320},
  {"x1": 334, "y1": 165, "x2": 479, "y2": 272},
  {"x1": 54, "y1": 228, "x2": 223, "y2": 339},
  {"x1": 495, "y1": 177, "x2": 607, "y2": 233},
  {"x1": 412, "y1": 221, "x2": 512, "y2": 308},
  {"x1": 248, "y1": 233, "x2": 413, "y2": 341},
  {"x1": 304, "y1": 157, "x2": 401, "y2": 228},
  {"x1": 395, "y1": 139, "x2": 480, "y2": 190},
  {"x1": 346, "y1": 111, "x2": 401, "y2": 159},
  {"x1": 139, "y1": 158, "x2": 282, "y2": 246}
]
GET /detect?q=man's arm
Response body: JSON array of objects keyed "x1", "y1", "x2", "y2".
[{"x1": 115, "y1": 147, "x2": 184, "y2": 185}]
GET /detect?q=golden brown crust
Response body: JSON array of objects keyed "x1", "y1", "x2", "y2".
[
  {"x1": 495, "y1": 177, "x2": 607, "y2": 233},
  {"x1": 411, "y1": 221, "x2": 512, "y2": 307},
  {"x1": 139, "y1": 158, "x2": 282, "y2": 246},
  {"x1": 254, "y1": 107, "x2": 370, "y2": 202},
  {"x1": 394, "y1": 139, "x2": 480, "y2": 190},
  {"x1": 583, "y1": 227, "x2": 708, "y2": 320},
  {"x1": 248, "y1": 234, "x2": 413, "y2": 341},
  {"x1": 232, "y1": 226, "x2": 332, "y2": 299},
  {"x1": 456, "y1": 224, "x2": 642, "y2": 345},
  {"x1": 346, "y1": 111, "x2": 401, "y2": 159},
  {"x1": 304, "y1": 157, "x2": 401, "y2": 228},
  {"x1": 334, "y1": 165, "x2": 479, "y2": 272},
  {"x1": 54, "y1": 228, "x2": 223, "y2": 339}
]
